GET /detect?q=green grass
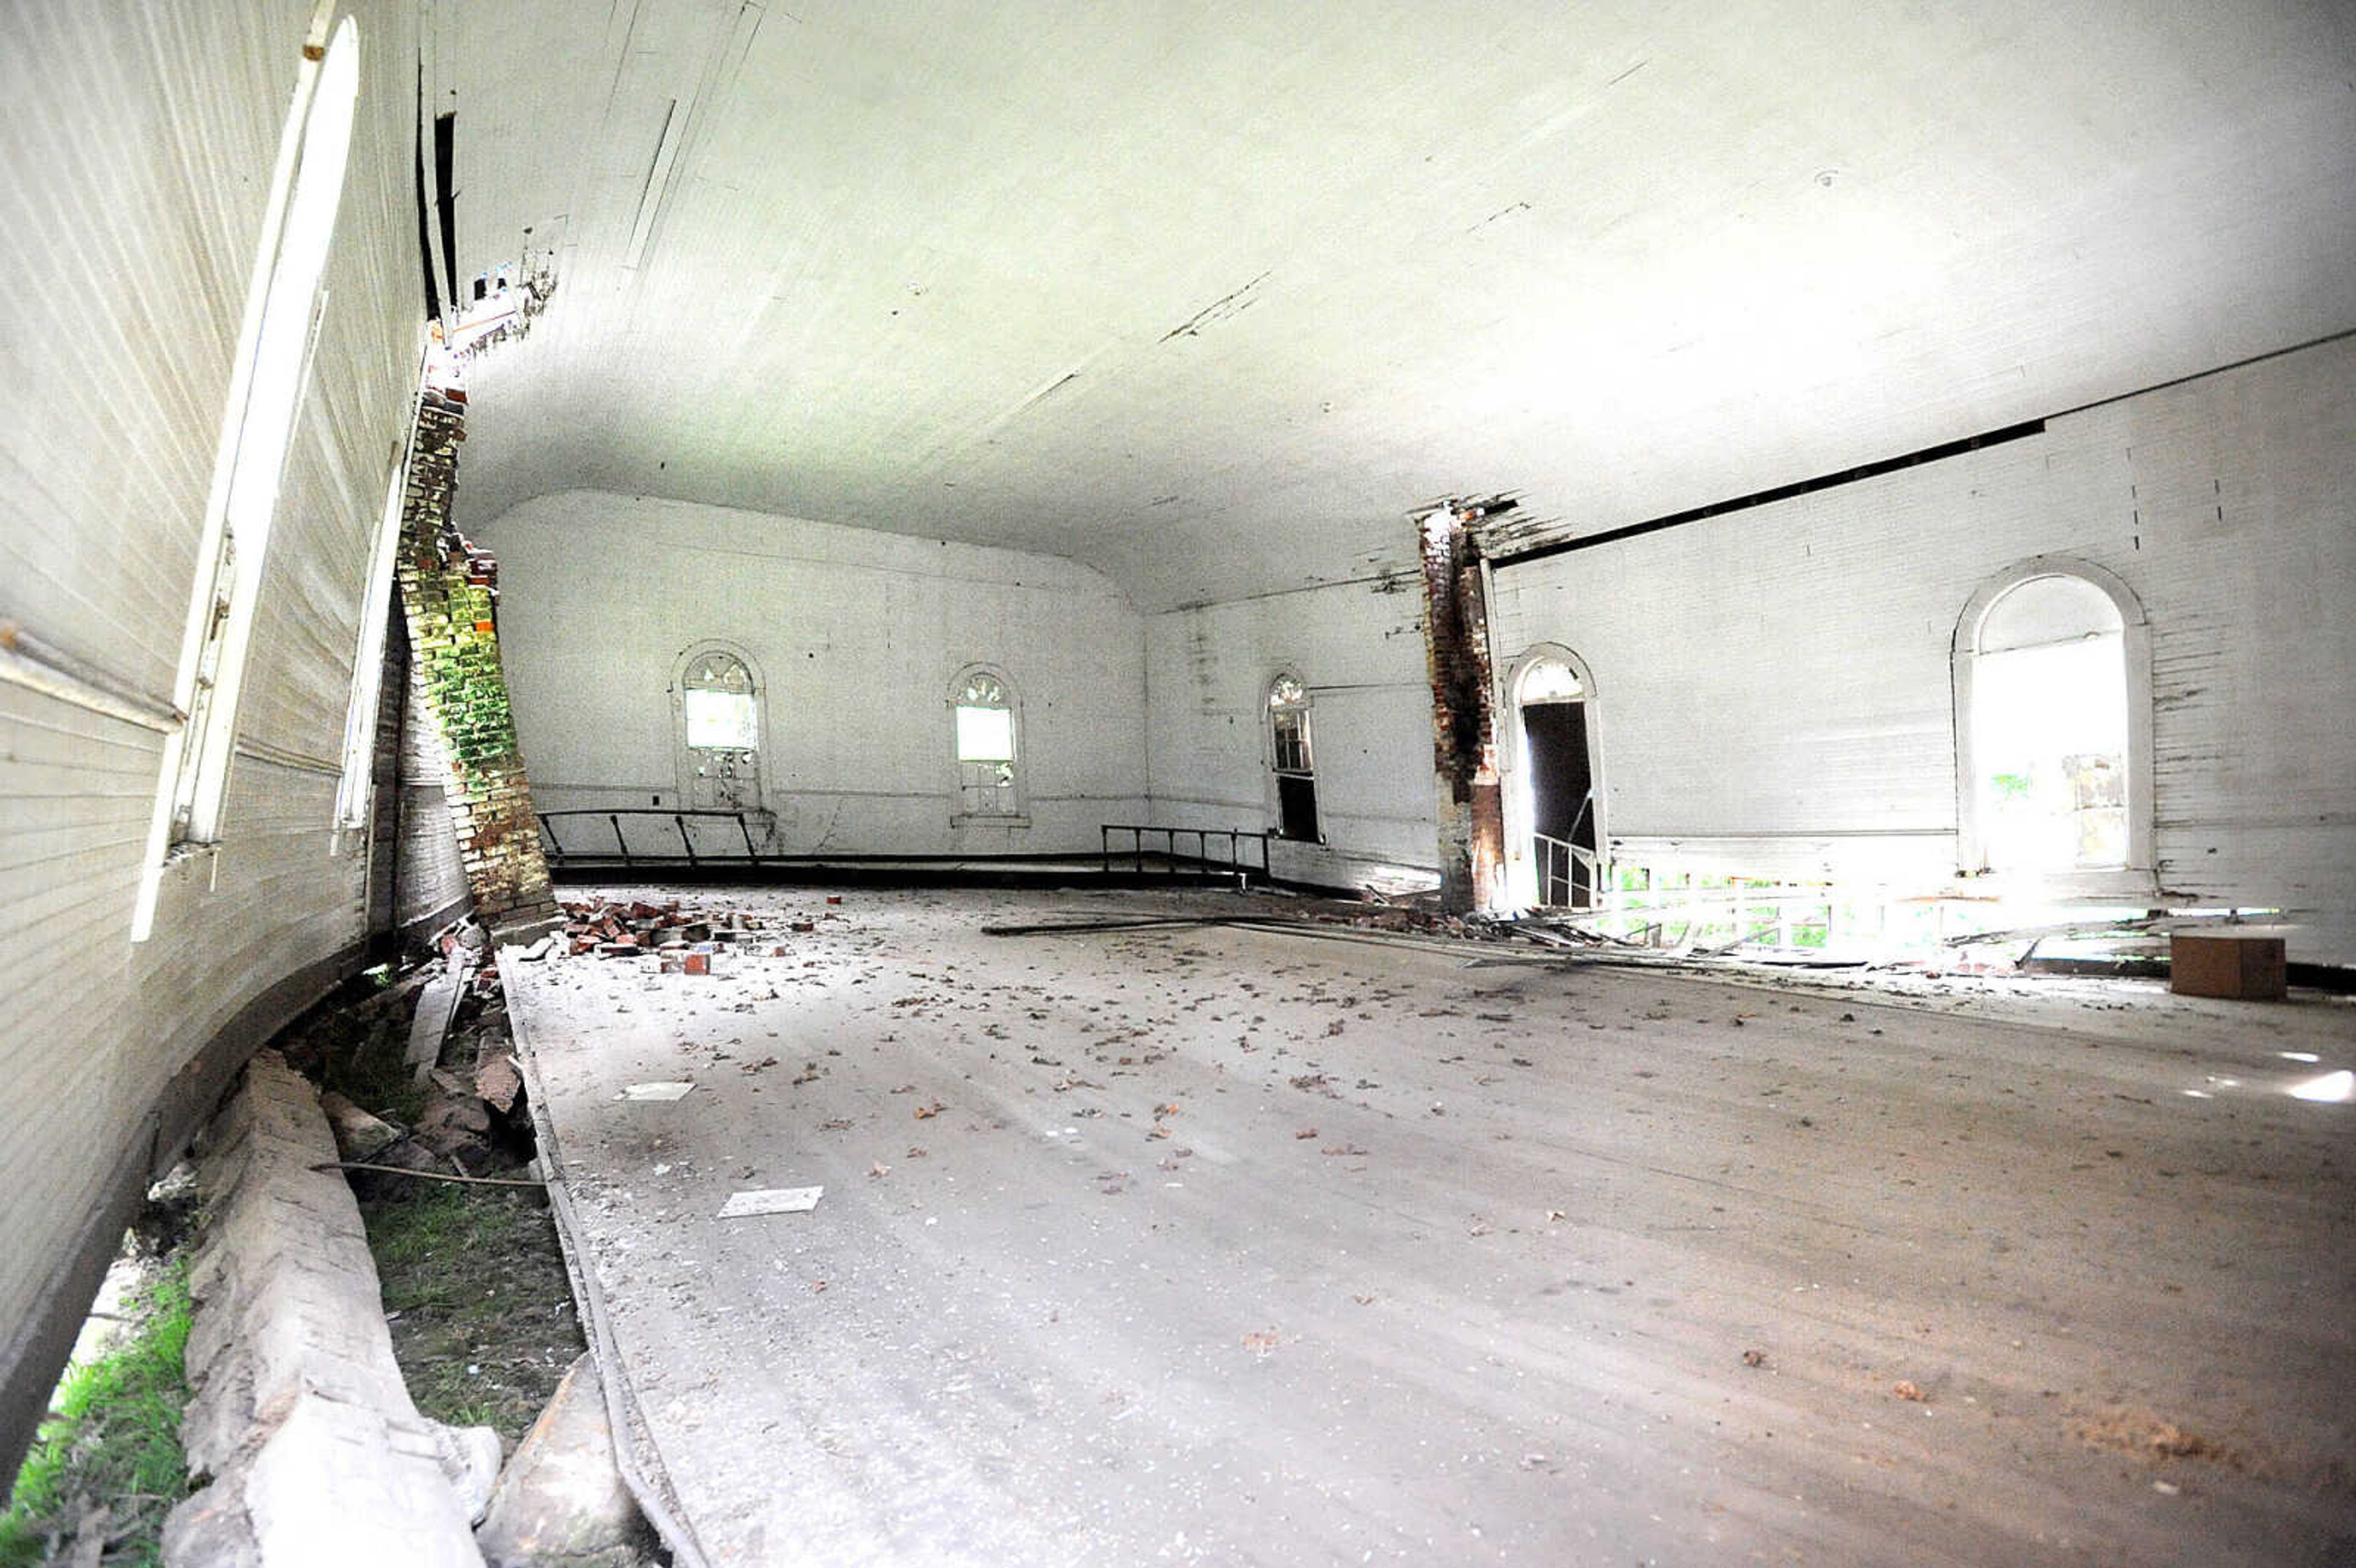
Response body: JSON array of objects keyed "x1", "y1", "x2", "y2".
[
  {"x1": 363, "y1": 1183, "x2": 583, "y2": 1444},
  {"x1": 0, "y1": 1259, "x2": 194, "y2": 1568}
]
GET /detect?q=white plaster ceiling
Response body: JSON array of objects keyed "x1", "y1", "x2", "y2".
[{"x1": 439, "y1": 1, "x2": 2356, "y2": 609}]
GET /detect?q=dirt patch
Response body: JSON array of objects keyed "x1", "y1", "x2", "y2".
[{"x1": 2071, "y1": 1407, "x2": 2241, "y2": 1470}]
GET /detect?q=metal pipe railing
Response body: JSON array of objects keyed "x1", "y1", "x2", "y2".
[
  {"x1": 538, "y1": 807, "x2": 762, "y2": 867},
  {"x1": 1099, "y1": 824, "x2": 1271, "y2": 886}
]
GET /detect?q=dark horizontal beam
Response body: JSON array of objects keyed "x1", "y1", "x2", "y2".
[{"x1": 1492, "y1": 419, "x2": 2046, "y2": 566}]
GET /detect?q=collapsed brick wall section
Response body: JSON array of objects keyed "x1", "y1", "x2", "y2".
[
  {"x1": 392, "y1": 613, "x2": 472, "y2": 934},
  {"x1": 1416, "y1": 507, "x2": 1504, "y2": 913},
  {"x1": 395, "y1": 386, "x2": 560, "y2": 940},
  {"x1": 364, "y1": 594, "x2": 408, "y2": 939}
]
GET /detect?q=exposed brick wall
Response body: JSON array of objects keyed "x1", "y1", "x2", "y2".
[
  {"x1": 395, "y1": 388, "x2": 558, "y2": 938},
  {"x1": 363, "y1": 594, "x2": 406, "y2": 938},
  {"x1": 1416, "y1": 507, "x2": 1503, "y2": 913},
  {"x1": 388, "y1": 614, "x2": 470, "y2": 934}
]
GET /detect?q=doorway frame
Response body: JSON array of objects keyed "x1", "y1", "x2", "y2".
[{"x1": 1498, "y1": 642, "x2": 1605, "y2": 910}]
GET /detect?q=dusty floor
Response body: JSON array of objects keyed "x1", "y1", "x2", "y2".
[{"x1": 502, "y1": 886, "x2": 2356, "y2": 1567}]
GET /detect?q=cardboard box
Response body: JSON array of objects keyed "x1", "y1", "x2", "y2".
[{"x1": 2169, "y1": 932, "x2": 2287, "y2": 1001}]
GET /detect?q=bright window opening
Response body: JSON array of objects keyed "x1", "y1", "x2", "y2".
[
  {"x1": 685, "y1": 690, "x2": 758, "y2": 750},
  {"x1": 171, "y1": 18, "x2": 361, "y2": 846},
  {"x1": 677, "y1": 647, "x2": 761, "y2": 810},
  {"x1": 953, "y1": 669, "x2": 1020, "y2": 819},
  {"x1": 1970, "y1": 575, "x2": 2127, "y2": 874},
  {"x1": 955, "y1": 704, "x2": 1014, "y2": 763}
]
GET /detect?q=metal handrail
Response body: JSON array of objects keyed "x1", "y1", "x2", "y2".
[
  {"x1": 538, "y1": 807, "x2": 763, "y2": 867},
  {"x1": 1099, "y1": 824, "x2": 1271, "y2": 887},
  {"x1": 1532, "y1": 828, "x2": 1603, "y2": 909}
]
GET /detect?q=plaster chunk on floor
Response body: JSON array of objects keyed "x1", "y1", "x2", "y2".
[{"x1": 475, "y1": 1353, "x2": 661, "y2": 1568}]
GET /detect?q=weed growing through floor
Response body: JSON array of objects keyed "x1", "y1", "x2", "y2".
[
  {"x1": 0, "y1": 1259, "x2": 193, "y2": 1568},
  {"x1": 361, "y1": 1182, "x2": 584, "y2": 1446}
]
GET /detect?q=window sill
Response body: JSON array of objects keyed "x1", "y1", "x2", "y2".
[
  {"x1": 134, "y1": 839, "x2": 221, "y2": 940},
  {"x1": 1959, "y1": 866, "x2": 2160, "y2": 903},
  {"x1": 162, "y1": 839, "x2": 220, "y2": 872},
  {"x1": 952, "y1": 814, "x2": 1031, "y2": 830}
]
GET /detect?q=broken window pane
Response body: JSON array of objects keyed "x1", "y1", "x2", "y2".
[
  {"x1": 685, "y1": 688, "x2": 758, "y2": 750},
  {"x1": 952, "y1": 668, "x2": 1020, "y2": 817},
  {"x1": 955, "y1": 705, "x2": 1014, "y2": 762},
  {"x1": 1519, "y1": 660, "x2": 1584, "y2": 703},
  {"x1": 688, "y1": 653, "x2": 755, "y2": 695}
]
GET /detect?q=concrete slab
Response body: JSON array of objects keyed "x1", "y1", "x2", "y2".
[{"x1": 504, "y1": 888, "x2": 2356, "y2": 1567}]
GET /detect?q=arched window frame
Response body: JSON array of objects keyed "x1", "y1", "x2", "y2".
[
  {"x1": 135, "y1": 9, "x2": 361, "y2": 940},
  {"x1": 1951, "y1": 556, "x2": 2154, "y2": 893},
  {"x1": 1265, "y1": 670, "x2": 1320, "y2": 844},
  {"x1": 948, "y1": 663, "x2": 1025, "y2": 825},
  {"x1": 670, "y1": 640, "x2": 766, "y2": 812},
  {"x1": 331, "y1": 440, "x2": 415, "y2": 838},
  {"x1": 1497, "y1": 644, "x2": 1605, "y2": 909}
]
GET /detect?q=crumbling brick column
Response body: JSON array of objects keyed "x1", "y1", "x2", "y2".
[
  {"x1": 1417, "y1": 503, "x2": 1506, "y2": 914},
  {"x1": 395, "y1": 385, "x2": 561, "y2": 942}
]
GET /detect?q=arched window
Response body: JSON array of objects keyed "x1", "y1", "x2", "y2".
[
  {"x1": 1267, "y1": 673, "x2": 1319, "y2": 842},
  {"x1": 950, "y1": 666, "x2": 1022, "y2": 821},
  {"x1": 674, "y1": 644, "x2": 762, "y2": 811},
  {"x1": 1954, "y1": 559, "x2": 2152, "y2": 885},
  {"x1": 138, "y1": 14, "x2": 360, "y2": 939},
  {"x1": 332, "y1": 453, "x2": 413, "y2": 834}
]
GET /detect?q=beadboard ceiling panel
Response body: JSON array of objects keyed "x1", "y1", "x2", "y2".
[{"x1": 440, "y1": 0, "x2": 2356, "y2": 608}]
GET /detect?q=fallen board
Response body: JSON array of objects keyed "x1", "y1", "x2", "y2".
[{"x1": 405, "y1": 956, "x2": 467, "y2": 1088}]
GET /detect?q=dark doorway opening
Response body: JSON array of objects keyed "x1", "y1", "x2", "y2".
[
  {"x1": 1523, "y1": 701, "x2": 1595, "y2": 907},
  {"x1": 1276, "y1": 774, "x2": 1319, "y2": 844}
]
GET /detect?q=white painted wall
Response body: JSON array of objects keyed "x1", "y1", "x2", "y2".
[
  {"x1": 479, "y1": 492, "x2": 1148, "y2": 855},
  {"x1": 1142, "y1": 578, "x2": 1439, "y2": 890},
  {"x1": 0, "y1": 0, "x2": 425, "y2": 1452},
  {"x1": 1488, "y1": 337, "x2": 2356, "y2": 965}
]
